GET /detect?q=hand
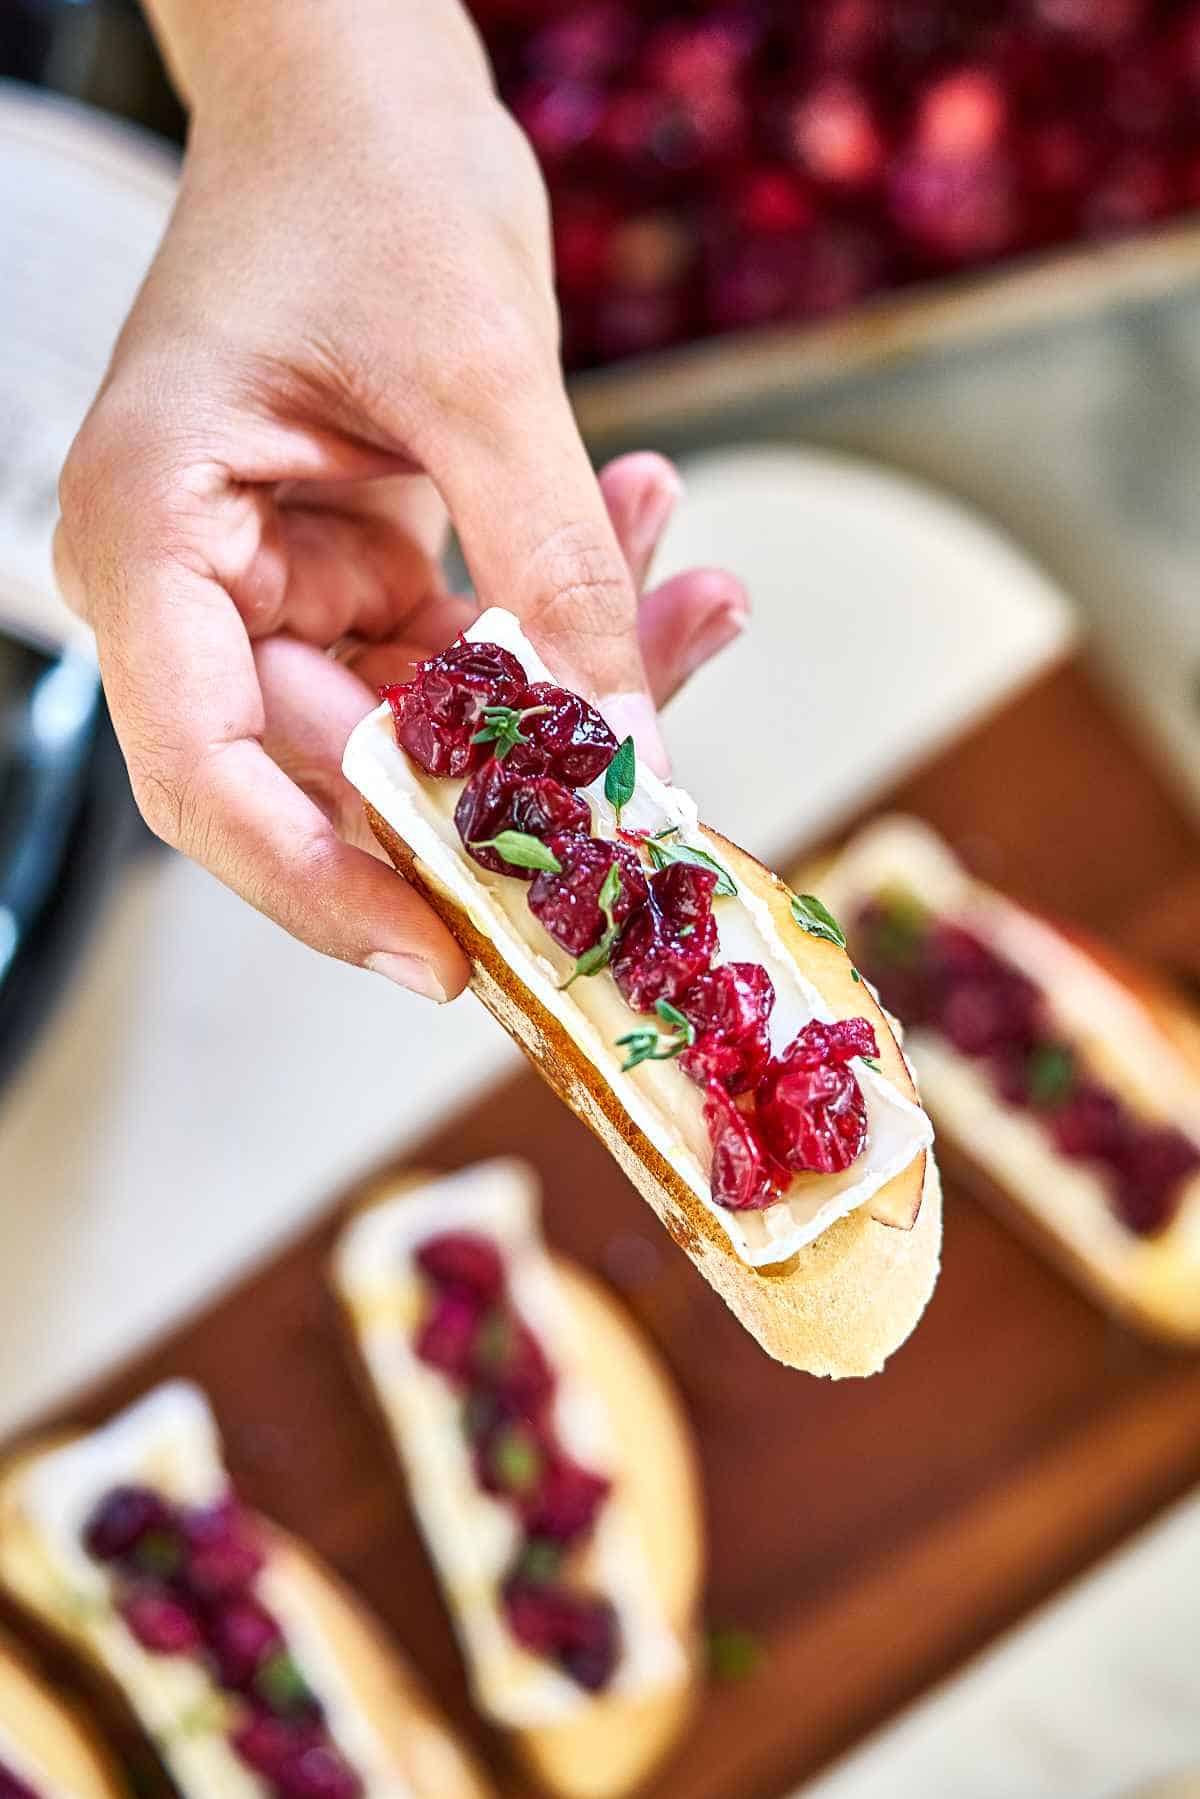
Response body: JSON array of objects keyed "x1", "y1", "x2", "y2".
[{"x1": 54, "y1": 3, "x2": 747, "y2": 1002}]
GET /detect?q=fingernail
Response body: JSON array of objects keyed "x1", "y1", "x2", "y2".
[
  {"x1": 601, "y1": 691, "x2": 671, "y2": 779},
  {"x1": 628, "y1": 468, "x2": 684, "y2": 572},
  {"x1": 684, "y1": 600, "x2": 748, "y2": 676},
  {"x1": 365, "y1": 952, "x2": 449, "y2": 1003}
]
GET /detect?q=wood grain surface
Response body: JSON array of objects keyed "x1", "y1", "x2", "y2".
[{"x1": 4, "y1": 658, "x2": 1199, "y2": 1799}]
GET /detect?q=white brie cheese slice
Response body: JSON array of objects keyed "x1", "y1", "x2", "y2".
[
  {"x1": 8, "y1": 1384, "x2": 415, "y2": 1798},
  {"x1": 334, "y1": 1159, "x2": 686, "y2": 1730},
  {"x1": 342, "y1": 609, "x2": 932, "y2": 1267},
  {"x1": 819, "y1": 816, "x2": 1200, "y2": 1274}
]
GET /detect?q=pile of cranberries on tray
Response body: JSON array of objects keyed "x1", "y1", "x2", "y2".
[
  {"x1": 854, "y1": 893, "x2": 1200, "y2": 1235},
  {"x1": 464, "y1": 0, "x2": 1200, "y2": 369},
  {"x1": 83, "y1": 1485, "x2": 363, "y2": 1799},
  {"x1": 385, "y1": 642, "x2": 884, "y2": 1213},
  {"x1": 413, "y1": 1230, "x2": 620, "y2": 1693}
]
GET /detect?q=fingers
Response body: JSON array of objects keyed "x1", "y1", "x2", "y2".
[
  {"x1": 599, "y1": 452, "x2": 683, "y2": 591},
  {"x1": 639, "y1": 567, "x2": 749, "y2": 707},
  {"x1": 426, "y1": 369, "x2": 671, "y2": 774}
]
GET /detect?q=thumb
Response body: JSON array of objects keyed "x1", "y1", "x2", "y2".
[{"x1": 429, "y1": 375, "x2": 670, "y2": 775}]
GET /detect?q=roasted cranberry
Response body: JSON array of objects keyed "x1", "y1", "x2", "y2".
[
  {"x1": 277, "y1": 1746, "x2": 364, "y2": 1799},
  {"x1": 0, "y1": 1768, "x2": 38, "y2": 1799},
  {"x1": 416, "y1": 1232, "x2": 505, "y2": 1300},
  {"x1": 414, "y1": 1290, "x2": 483, "y2": 1383},
  {"x1": 1113, "y1": 1127, "x2": 1200, "y2": 1236},
  {"x1": 1050, "y1": 1082, "x2": 1131, "y2": 1163},
  {"x1": 206, "y1": 1598, "x2": 284, "y2": 1689},
  {"x1": 888, "y1": 148, "x2": 1018, "y2": 264},
  {"x1": 383, "y1": 641, "x2": 525, "y2": 779},
  {"x1": 523, "y1": 1458, "x2": 611, "y2": 1545},
  {"x1": 455, "y1": 759, "x2": 591, "y2": 879},
  {"x1": 611, "y1": 863, "x2": 719, "y2": 1013},
  {"x1": 704, "y1": 1083, "x2": 783, "y2": 1212},
  {"x1": 529, "y1": 835, "x2": 648, "y2": 956},
  {"x1": 83, "y1": 1485, "x2": 172, "y2": 1564},
  {"x1": 121, "y1": 1589, "x2": 203, "y2": 1655},
  {"x1": 180, "y1": 1497, "x2": 264, "y2": 1600},
  {"x1": 502, "y1": 1581, "x2": 621, "y2": 1693},
  {"x1": 473, "y1": 1306, "x2": 555, "y2": 1410},
  {"x1": 499, "y1": 682, "x2": 619, "y2": 787},
  {"x1": 756, "y1": 1018, "x2": 876, "y2": 1175},
  {"x1": 232, "y1": 1711, "x2": 323, "y2": 1779},
  {"x1": 789, "y1": 78, "x2": 884, "y2": 189},
  {"x1": 679, "y1": 962, "x2": 775, "y2": 1094}
]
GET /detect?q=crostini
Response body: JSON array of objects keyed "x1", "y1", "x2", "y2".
[
  {"x1": 332, "y1": 1159, "x2": 703, "y2": 1799},
  {"x1": 817, "y1": 815, "x2": 1200, "y2": 1344},
  {"x1": 0, "y1": 1627, "x2": 126, "y2": 1798},
  {"x1": 0, "y1": 1384, "x2": 494, "y2": 1799},
  {"x1": 342, "y1": 610, "x2": 940, "y2": 1377}
]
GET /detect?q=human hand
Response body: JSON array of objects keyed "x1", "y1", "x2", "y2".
[{"x1": 55, "y1": 1, "x2": 747, "y2": 1002}]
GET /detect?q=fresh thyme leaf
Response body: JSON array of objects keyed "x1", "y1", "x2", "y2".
[
  {"x1": 861, "y1": 1056, "x2": 882, "y2": 1073},
  {"x1": 1028, "y1": 1042, "x2": 1076, "y2": 1108},
  {"x1": 604, "y1": 734, "x2": 637, "y2": 823},
  {"x1": 647, "y1": 838, "x2": 738, "y2": 896},
  {"x1": 652, "y1": 823, "x2": 681, "y2": 841},
  {"x1": 789, "y1": 891, "x2": 847, "y2": 949},
  {"x1": 851, "y1": 967, "x2": 862, "y2": 983},
  {"x1": 471, "y1": 831, "x2": 561, "y2": 872},
  {"x1": 706, "y1": 1626, "x2": 765, "y2": 1682},
  {"x1": 470, "y1": 701, "x2": 552, "y2": 760},
  {"x1": 561, "y1": 857, "x2": 624, "y2": 989},
  {"x1": 617, "y1": 1002, "x2": 694, "y2": 1070},
  {"x1": 655, "y1": 998, "x2": 695, "y2": 1042}
]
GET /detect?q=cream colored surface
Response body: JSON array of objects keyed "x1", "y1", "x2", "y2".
[{"x1": 0, "y1": 1630, "x2": 122, "y2": 1798}]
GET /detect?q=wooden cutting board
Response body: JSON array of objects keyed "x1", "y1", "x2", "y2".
[{"x1": 5, "y1": 659, "x2": 1200, "y2": 1799}]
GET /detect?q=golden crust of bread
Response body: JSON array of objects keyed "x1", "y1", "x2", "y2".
[
  {"x1": 0, "y1": 1444, "x2": 493, "y2": 1799},
  {"x1": 0, "y1": 1626, "x2": 125, "y2": 1799},
  {"x1": 334, "y1": 1178, "x2": 704, "y2": 1799},
  {"x1": 363, "y1": 802, "x2": 940, "y2": 1377}
]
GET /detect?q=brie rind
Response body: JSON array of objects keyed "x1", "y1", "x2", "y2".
[
  {"x1": 820, "y1": 816, "x2": 1200, "y2": 1281},
  {"x1": 334, "y1": 1159, "x2": 686, "y2": 1729},
  {"x1": 342, "y1": 609, "x2": 932, "y2": 1268},
  {"x1": 5, "y1": 1384, "x2": 416, "y2": 1799}
]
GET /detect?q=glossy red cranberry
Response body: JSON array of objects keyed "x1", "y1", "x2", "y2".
[
  {"x1": 523, "y1": 1458, "x2": 612, "y2": 1545},
  {"x1": 679, "y1": 962, "x2": 775, "y2": 1094},
  {"x1": 83, "y1": 1485, "x2": 171, "y2": 1563},
  {"x1": 704, "y1": 1083, "x2": 783, "y2": 1211},
  {"x1": 915, "y1": 68, "x2": 1007, "y2": 160},
  {"x1": 455, "y1": 759, "x2": 590, "y2": 879},
  {"x1": 121, "y1": 1589, "x2": 203, "y2": 1656},
  {"x1": 1114, "y1": 1127, "x2": 1199, "y2": 1236},
  {"x1": 502, "y1": 1581, "x2": 621, "y2": 1692},
  {"x1": 529, "y1": 4, "x2": 633, "y2": 83},
  {"x1": 206, "y1": 1598, "x2": 284, "y2": 1689},
  {"x1": 180, "y1": 1497, "x2": 264, "y2": 1600},
  {"x1": 473, "y1": 1306, "x2": 556, "y2": 1410},
  {"x1": 277, "y1": 1747, "x2": 364, "y2": 1799},
  {"x1": 789, "y1": 79, "x2": 884, "y2": 189},
  {"x1": 511, "y1": 78, "x2": 603, "y2": 168},
  {"x1": 0, "y1": 1766, "x2": 38, "y2": 1799},
  {"x1": 383, "y1": 641, "x2": 525, "y2": 779},
  {"x1": 1049, "y1": 1082, "x2": 1130, "y2": 1163},
  {"x1": 503, "y1": 682, "x2": 619, "y2": 786},
  {"x1": 611, "y1": 863, "x2": 719, "y2": 1012},
  {"x1": 756, "y1": 1018, "x2": 876, "y2": 1175},
  {"x1": 232, "y1": 1711, "x2": 323, "y2": 1779},
  {"x1": 730, "y1": 165, "x2": 816, "y2": 236},
  {"x1": 414, "y1": 1290, "x2": 483, "y2": 1384},
  {"x1": 888, "y1": 148, "x2": 1018, "y2": 263},
  {"x1": 416, "y1": 1232, "x2": 505, "y2": 1300},
  {"x1": 528, "y1": 835, "x2": 648, "y2": 956}
]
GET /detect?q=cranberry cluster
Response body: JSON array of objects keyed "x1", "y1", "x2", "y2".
[
  {"x1": 856, "y1": 897, "x2": 1200, "y2": 1235},
  {"x1": 82, "y1": 1487, "x2": 362, "y2": 1799},
  {"x1": 412, "y1": 1231, "x2": 620, "y2": 1692},
  {"x1": 0, "y1": 1765, "x2": 38, "y2": 1799},
  {"x1": 387, "y1": 641, "x2": 879, "y2": 1209},
  {"x1": 468, "y1": 0, "x2": 1200, "y2": 369}
]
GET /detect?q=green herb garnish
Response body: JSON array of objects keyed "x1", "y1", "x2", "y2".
[
  {"x1": 254, "y1": 1650, "x2": 313, "y2": 1717},
  {"x1": 515, "y1": 1538, "x2": 564, "y2": 1585},
  {"x1": 493, "y1": 1423, "x2": 543, "y2": 1494},
  {"x1": 789, "y1": 891, "x2": 847, "y2": 949},
  {"x1": 851, "y1": 967, "x2": 862, "y2": 983},
  {"x1": 647, "y1": 838, "x2": 737, "y2": 897},
  {"x1": 470, "y1": 702, "x2": 551, "y2": 760},
  {"x1": 617, "y1": 999, "x2": 696, "y2": 1071},
  {"x1": 706, "y1": 1626, "x2": 766, "y2": 1682},
  {"x1": 471, "y1": 831, "x2": 562, "y2": 873},
  {"x1": 861, "y1": 1057, "x2": 882, "y2": 1073},
  {"x1": 1028, "y1": 1042, "x2": 1076, "y2": 1108},
  {"x1": 561, "y1": 860, "x2": 623, "y2": 989},
  {"x1": 604, "y1": 735, "x2": 637, "y2": 824}
]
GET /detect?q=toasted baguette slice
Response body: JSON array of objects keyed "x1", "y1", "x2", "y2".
[
  {"x1": 333, "y1": 1161, "x2": 703, "y2": 1798},
  {"x1": 343, "y1": 609, "x2": 939, "y2": 1377},
  {"x1": 0, "y1": 1385, "x2": 493, "y2": 1799},
  {"x1": 0, "y1": 1627, "x2": 126, "y2": 1798},
  {"x1": 816, "y1": 815, "x2": 1200, "y2": 1345}
]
